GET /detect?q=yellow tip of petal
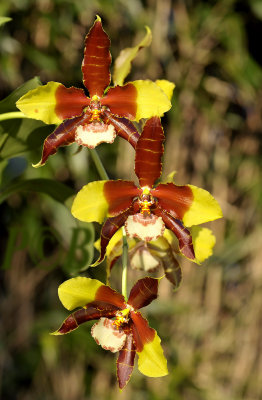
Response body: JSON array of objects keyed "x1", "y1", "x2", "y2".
[
  {"x1": 32, "y1": 161, "x2": 44, "y2": 168},
  {"x1": 50, "y1": 330, "x2": 62, "y2": 336},
  {"x1": 183, "y1": 185, "x2": 223, "y2": 227},
  {"x1": 95, "y1": 15, "x2": 101, "y2": 22}
]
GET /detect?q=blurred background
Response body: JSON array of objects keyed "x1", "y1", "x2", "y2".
[{"x1": 1, "y1": 0, "x2": 262, "y2": 399}]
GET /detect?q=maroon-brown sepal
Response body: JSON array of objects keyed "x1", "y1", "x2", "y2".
[
  {"x1": 135, "y1": 117, "x2": 164, "y2": 188},
  {"x1": 128, "y1": 277, "x2": 159, "y2": 310},
  {"x1": 151, "y1": 183, "x2": 193, "y2": 220},
  {"x1": 103, "y1": 110, "x2": 139, "y2": 149},
  {"x1": 117, "y1": 329, "x2": 136, "y2": 389},
  {"x1": 82, "y1": 18, "x2": 111, "y2": 97},
  {"x1": 55, "y1": 84, "x2": 89, "y2": 120},
  {"x1": 101, "y1": 83, "x2": 137, "y2": 119},
  {"x1": 130, "y1": 311, "x2": 155, "y2": 352},
  {"x1": 154, "y1": 207, "x2": 195, "y2": 260},
  {"x1": 56, "y1": 304, "x2": 118, "y2": 334},
  {"x1": 37, "y1": 113, "x2": 91, "y2": 166},
  {"x1": 94, "y1": 287, "x2": 126, "y2": 309},
  {"x1": 96, "y1": 208, "x2": 134, "y2": 265},
  {"x1": 103, "y1": 180, "x2": 140, "y2": 216}
]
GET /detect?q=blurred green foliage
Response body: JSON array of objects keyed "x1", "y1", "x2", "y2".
[{"x1": 1, "y1": 0, "x2": 262, "y2": 399}]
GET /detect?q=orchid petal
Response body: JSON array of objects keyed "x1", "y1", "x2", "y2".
[
  {"x1": 91, "y1": 318, "x2": 127, "y2": 353},
  {"x1": 131, "y1": 80, "x2": 171, "y2": 121},
  {"x1": 117, "y1": 331, "x2": 136, "y2": 389},
  {"x1": 101, "y1": 83, "x2": 137, "y2": 119},
  {"x1": 130, "y1": 242, "x2": 162, "y2": 273},
  {"x1": 154, "y1": 207, "x2": 195, "y2": 260},
  {"x1": 155, "y1": 79, "x2": 175, "y2": 101},
  {"x1": 82, "y1": 16, "x2": 111, "y2": 97},
  {"x1": 103, "y1": 180, "x2": 140, "y2": 217},
  {"x1": 151, "y1": 183, "x2": 193, "y2": 220},
  {"x1": 52, "y1": 305, "x2": 118, "y2": 335},
  {"x1": 103, "y1": 111, "x2": 139, "y2": 149},
  {"x1": 131, "y1": 312, "x2": 168, "y2": 377},
  {"x1": 71, "y1": 181, "x2": 109, "y2": 224},
  {"x1": 33, "y1": 113, "x2": 91, "y2": 167},
  {"x1": 102, "y1": 79, "x2": 172, "y2": 122},
  {"x1": 192, "y1": 226, "x2": 216, "y2": 263},
  {"x1": 128, "y1": 277, "x2": 159, "y2": 309},
  {"x1": 183, "y1": 185, "x2": 223, "y2": 227},
  {"x1": 93, "y1": 208, "x2": 134, "y2": 266},
  {"x1": 113, "y1": 26, "x2": 152, "y2": 86},
  {"x1": 147, "y1": 237, "x2": 182, "y2": 289},
  {"x1": 135, "y1": 117, "x2": 164, "y2": 187},
  {"x1": 16, "y1": 82, "x2": 88, "y2": 124},
  {"x1": 58, "y1": 277, "x2": 125, "y2": 311}
]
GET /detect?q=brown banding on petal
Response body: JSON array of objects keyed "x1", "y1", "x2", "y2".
[
  {"x1": 104, "y1": 180, "x2": 140, "y2": 216},
  {"x1": 55, "y1": 84, "x2": 89, "y2": 120},
  {"x1": 82, "y1": 18, "x2": 111, "y2": 97},
  {"x1": 154, "y1": 207, "x2": 195, "y2": 260},
  {"x1": 37, "y1": 113, "x2": 91, "y2": 166},
  {"x1": 101, "y1": 83, "x2": 137, "y2": 120},
  {"x1": 56, "y1": 305, "x2": 117, "y2": 334},
  {"x1": 135, "y1": 117, "x2": 164, "y2": 188},
  {"x1": 103, "y1": 110, "x2": 139, "y2": 149},
  {"x1": 94, "y1": 286, "x2": 126, "y2": 309},
  {"x1": 151, "y1": 183, "x2": 193, "y2": 220},
  {"x1": 128, "y1": 277, "x2": 159, "y2": 310},
  {"x1": 130, "y1": 311, "x2": 155, "y2": 352},
  {"x1": 147, "y1": 241, "x2": 182, "y2": 288},
  {"x1": 117, "y1": 331, "x2": 136, "y2": 389},
  {"x1": 96, "y1": 208, "x2": 134, "y2": 265}
]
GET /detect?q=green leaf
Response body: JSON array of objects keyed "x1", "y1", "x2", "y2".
[
  {"x1": 0, "y1": 77, "x2": 42, "y2": 113},
  {"x1": 0, "y1": 178, "x2": 74, "y2": 204},
  {"x1": 0, "y1": 17, "x2": 12, "y2": 27},
  {"x1": 0, "y1": 119, "x2": 54, "y2": 160}
]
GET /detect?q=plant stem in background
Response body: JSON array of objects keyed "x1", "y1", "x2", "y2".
[
  {"x1": 122, "y1": 227, "x2": 128, "y2": 300},
  {"x1": 89, "y1": 148, "x2": 128, "y2": 299},
  {"x1": 0, "y1": 112, "x2": 28, "y2": 121},
  {"x1": 89, "y1": 149, "x2": 109, "y2": 180}
]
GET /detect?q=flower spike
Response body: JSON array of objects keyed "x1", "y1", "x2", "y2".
[{"x1": 72, "y1": 117, "x2": 222, "y2": 266}]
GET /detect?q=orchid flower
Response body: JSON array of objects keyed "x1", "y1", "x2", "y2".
[
  {"x1": 16, "y1": 16, "x2": 173, "y2": 167},
  {"x1": 72, "y1": 116, "x2": 222, "y2": 265},
  {"x1": 52, "y1": 276, "x2": 168, "y2": 389},
  {"x1": 101, "y1": 227, "x2": 216, "y2": 289}
]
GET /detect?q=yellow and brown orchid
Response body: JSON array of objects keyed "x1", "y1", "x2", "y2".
[
  {"x1": 52, "y1": 276, "x2": 168, "y2": 389},
  {"x1": 102, "y1": 227, "x2": 216, "y2": 289},
  {"x1": 16, "y1": 16, "x2": 173, "y2": 167},
  {"x1": 72, "y1": 117, "x2": 222, "y2": 265}
]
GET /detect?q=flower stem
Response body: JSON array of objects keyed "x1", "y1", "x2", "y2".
[
  {"x1": 0, "y1": 112, "x2": 28, "y2": 122},
  {"x1": 122, "y1": 227, "x2": 129, "y2": 301},
  {"x1": 89, "y1": 149, "x2": 109, "y2": 180}
]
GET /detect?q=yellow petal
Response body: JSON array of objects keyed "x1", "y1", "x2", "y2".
[
  {"x1": 137, "y1": 331, "x2": 168, "y2": 377},
  {"x1": 131, "y1": 80, "x2": 171, "y2": 121},
  {"x1": 113, "y1": 26, "x2": 152, "y2": 86},
  {"x1": 16, "y1": 82, "x2": 63, "y2": 124},
  {"x1": 183, "y1": 185, "x2": 223, "y2": 227},
  {"x1": 192, "y1": 227, "x2": 216, "y2": 263},
  {"x1": 71, "y1": 181, "x2": 108, "y2": 224},
  {"x1": 58, "y1": 277, "x2": 103, "y2": 310},
  {"x1": 155, "y1": 79, "x2": 175, "y2": 101}
]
